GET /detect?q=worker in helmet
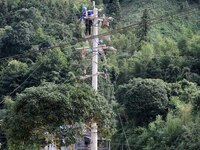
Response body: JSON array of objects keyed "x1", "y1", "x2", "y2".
[
  {"x1": 86, "y1": 10, "x2": 93, "y2": 35},
  {"x1": 82, "y1": 7, "x2": 87, "y2": 14},
  {"x1": 80, "y1": 7, "x2": 93, "y2": 36}
]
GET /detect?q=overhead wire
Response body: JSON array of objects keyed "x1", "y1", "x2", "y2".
[
  {"x1": 81, "y1": 6, "x2": 200, "y2": 137},
  {"x1": 0, "y1": 62, "x2": 43, "y2": 105},
  {"x1": 0, "y1": 4, "x2": 199, "y2": 149},
  {"x1": 0, "y1": 6, "x2": 199, "y2": 62},
  {"x1": 0, "y1": 2, "x2": 198, "y2": 146},
  {"x1": 117, "y1": 110, "x2": 131, "y2": 150},
  {"x1": 110, "y1": 142, "x2": 145, "y2": 148},
  {"x1": 89, "y1": 7, "x2": 199, "y2": 39},
  {"x1": 102, "y1": 79, "x2": 131, "y2": 150},
  {"x1": 8, "y1": 63, "x2": 43, "y2": 96},
  {"x1": 0, "y1": 10, "x2": 198, "y2": 63},
  {"x1": 98, "y1": 7, "x2": 199, "y2": 149},
  {"x1": 0, "y1": 6, "x2": 198, "y2": 102},
  {"x1": 98, "y1": 63, "x2": 131, "y2": 149},
  {"x1": 0, "y1": 6, "x2": 199, "y2": 106}
]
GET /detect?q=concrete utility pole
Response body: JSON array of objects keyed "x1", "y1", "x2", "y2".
[
  {"x1": 92, "y1": 2, "x2": 98, "y2": 91},
  {"x1": 91, "y1": 122, "x2": 98, "y2": 150},
  {"x1": 91, "y1": 1, "x2": 98, "y2": 150},
  {"x1": 77, "y1": 2, "x2": 114, "y2": 149}
]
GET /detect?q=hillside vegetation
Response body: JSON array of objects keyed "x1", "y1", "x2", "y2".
[{"x1": 0, "y1": 0, "x2": 200, "y2": 149}]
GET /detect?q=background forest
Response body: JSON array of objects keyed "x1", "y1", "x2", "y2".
[{"x1": 0, "y1": 0, "x2": 200, "y2": 149}]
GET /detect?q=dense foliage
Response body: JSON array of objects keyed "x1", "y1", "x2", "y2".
[
  {"x1": 2, "y1": 83, "x2": 116, "y2": 149},
  {"x1": 0, "y1": 0, "x2": 199, "y2": 149},
  {"x1": 116, "y1": 78, "x2": 169, "y2": 126}
]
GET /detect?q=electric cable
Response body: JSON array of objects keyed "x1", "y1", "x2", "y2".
[
  {"x1": 8, "y1": 63, "x2": 43, "y2": 96},
  {"x1": 0, "y1": 3, "x2": 199, "y2": 149},
  {"x1": 0, "y1": 5, "x2": 199, "y2": 107},
  {"x1": 98, "y1": 67, "x2": 131, "y2": 150},
  {"x1": 0, "y1": 8, "x2": 198, "y2": 62},
  {"x1": 0, "y1": 6, "x2": 199, "y2": 62},
  {"x1": 94, "y1": 7, "x2": 199, "y2": 40},
  {"x1": 110, "y1": 142, "x2": 145, "y2": 148},
  {"x1": 0, "y1": 62, "x2": 43, "y2": 105},
  {"x1": 117, "y1": 110, "x2": 131, "y2": 150}
]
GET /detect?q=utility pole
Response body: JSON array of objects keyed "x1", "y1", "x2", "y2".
[
  {"x1": 91, "y1": 1, "x2": 98, "y2": 150},
  {"x1": 92, "y1": 1, "x2": 98, "y2": 91},
  {"x1": 77, "y1": 2, "x2": 114, "y2": 149},
  {"x1": 91, "y1": 122, "x2": 98, "y2": 150}
]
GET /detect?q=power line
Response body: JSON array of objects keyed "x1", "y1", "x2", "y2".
[
  {"x1": 0, "y1": 43, "x2": 74, "y2": 61},
  {"x1": 0, "y1": 7, "x2": 199, "y2": 104},
  {"x1": 0, "y1": 6, "x2": 199, "y2": 62},
  {"x1": 110, "y1": 142, "x2": 145, "y2": 148},
  {"x1": 117, "y1": 110, "x2": 131, "y2": 150},
  {"x1": 0, "y1": 8, "x2": 198, "y2": 62},
  {"x1": 9, "y1": 63, "x2": 43, "y2": 96},
  {"x1": 121, "y1": 52, "x2": 200, "y2": 62},
  {"x1": 85, "y1": 8, "x2": 199, "y2": 42},
  {"x1": 0, "y1": 7, "x2": 198, "y2": 94},
  {"x1": 0, "y1": 62, "x2": 43, "y2": 105},
  {"x1": 0, "y1": 54, "x2": 101, "y2": 105}
]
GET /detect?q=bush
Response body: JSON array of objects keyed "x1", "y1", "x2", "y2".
[{"x1": 116, "y1": 78, "x2": 169, "y2": 126}]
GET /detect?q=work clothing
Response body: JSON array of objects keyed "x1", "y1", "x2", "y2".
[{"x1": 80, "y1": 10, "x2": 94, "y2": 36}]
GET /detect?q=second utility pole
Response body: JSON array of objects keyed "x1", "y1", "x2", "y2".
[{"x1": 91, "y1": 1, "x2": 98, "y2": 150}]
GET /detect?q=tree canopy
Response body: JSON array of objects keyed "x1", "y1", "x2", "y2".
[
  {"x1": 0, "y1": 0, "x2": 199, "y2": 149},
  {"x1": 2, "y1": 82, "x2": 116, "y2": 149},
  {"x1": 116, "y1": 78, "x2": 169, "y2": 126}
]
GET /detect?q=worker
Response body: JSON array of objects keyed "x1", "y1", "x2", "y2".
[
  {"x1": 80, "y1": 7, "x2": 93, "y2": 36},
  {"x1": 81, "y1": 7, "x2": 87, "y2": 18}
]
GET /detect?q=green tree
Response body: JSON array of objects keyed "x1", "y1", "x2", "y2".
[
  {"x1": 178, "y1": 37, "x2": 189, "y2": 56},
  {"x1": 128, "y1": 113, "x2": 200, "y2": 150},
  {"x1": 95, "y1": 0, "x2": 103, "y2": 5},
  {"x1": 31, "y1": 48, "x2": 70, "y2": 84},
  {"x1": 165, "y1": 64, "x2": 181, "y2": 82},
  {"x1": 106, "y1": 0, "x2": 121, "y2": 28},
  {"x1": 189, "y1": 35, "x2": 200, "y2": 58},
  {"x1": 1, "y1": 21, "x2": 34, "y2": 56},
  {"x1": 0, "y1": 60, "x2": 28, "y2": 106},
  {"x1": 136, "y1": 9, "x2": 150, "y2": 50},
  {"x1": 116, "y1": 78, "x2": 169, "y2": 126},
  {"x1": 177, "y1": 79, "x2": 199, "y2": 103},
  {"x1": 146, "y1": 58, "x2": 163, "y2": 79},
  {"x1": 14, "y1": 7, "x2": 44, "y2": 29},
  {"x1": 2, "y1": 82, "x2": 116, "y2": 149}
]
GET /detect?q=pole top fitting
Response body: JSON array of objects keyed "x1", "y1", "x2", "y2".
[
  {"x1": 91, "y1": 122, "x2": 97, "y2": 129},
  {"x1": 93, "y1": 1, "x2": 95, "y2": 8}
]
